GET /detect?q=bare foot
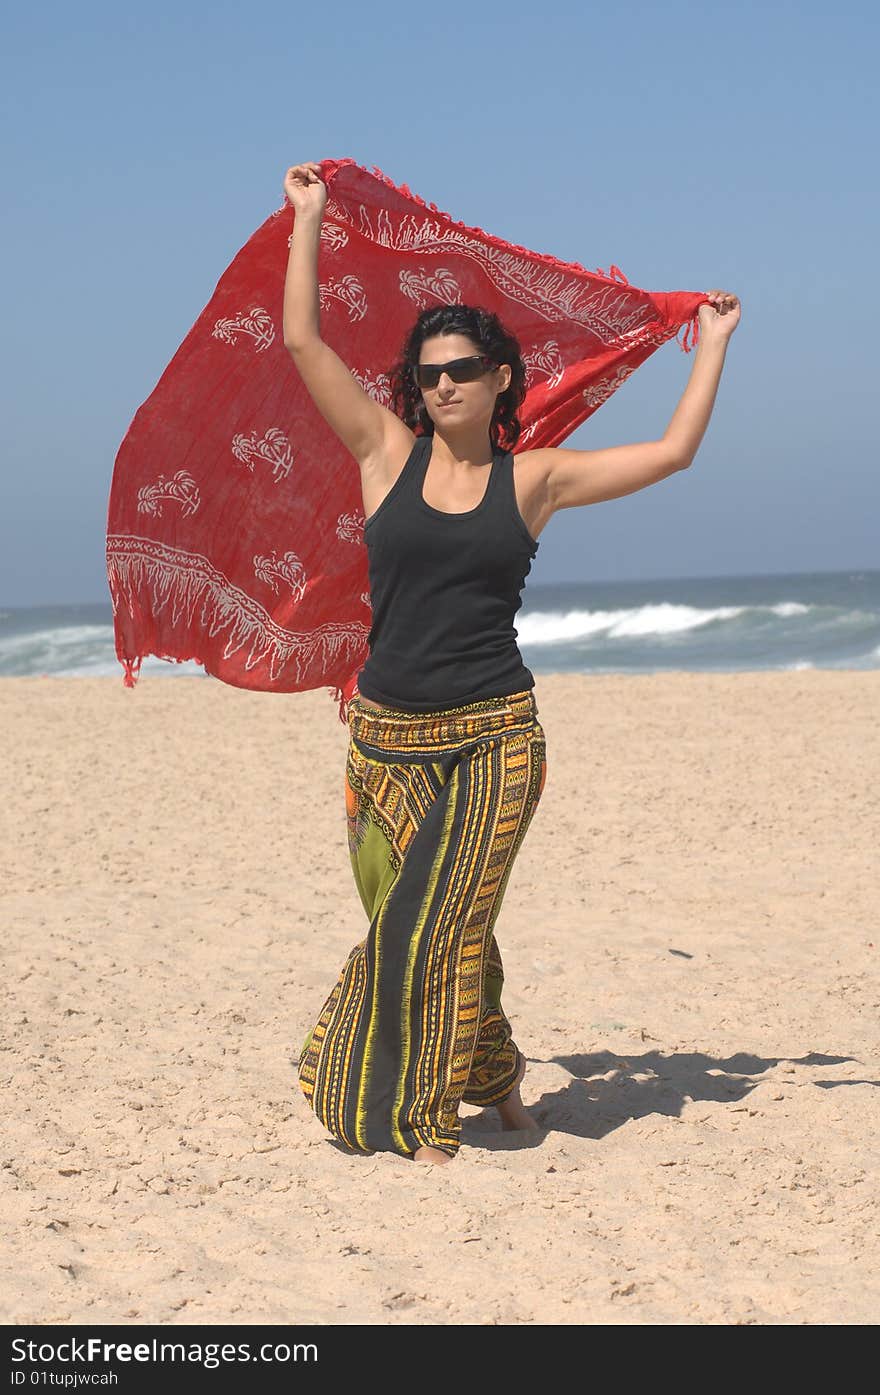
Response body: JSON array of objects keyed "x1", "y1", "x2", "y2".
[
  {"x1": 496, "y1": 1052, "x2": 540, "y2": 1132},
  {"x1": 413, "y1": 1145, "x2": 454, "y2": 1164}
]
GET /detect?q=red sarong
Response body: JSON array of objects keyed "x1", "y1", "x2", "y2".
[{"x1": 106, "y1": 157, "x2": 708, "y2": 722}]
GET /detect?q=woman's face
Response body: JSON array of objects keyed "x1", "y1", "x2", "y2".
[{"x1": 417, "y1": 333, "x2": 511, "y2": 433}]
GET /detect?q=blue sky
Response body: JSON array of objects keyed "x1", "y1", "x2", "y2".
[{"x1": 2, "y1": 0, "x2": 877, "y2": 604}]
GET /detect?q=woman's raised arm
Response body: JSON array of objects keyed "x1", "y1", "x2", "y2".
[
  {"x1": 663, "y1": 290, "x2": 740, "y2": 469},
  {"x1": 541, "y1": 291, "x2": 741, "y2": 512},
  {"x1": 281, "y1": 163, "x2": 403, "y2": 469}
]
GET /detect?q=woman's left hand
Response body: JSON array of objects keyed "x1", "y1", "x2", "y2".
[{"x1": 698, "y1": 289, "x2": 741, "y2": 341}]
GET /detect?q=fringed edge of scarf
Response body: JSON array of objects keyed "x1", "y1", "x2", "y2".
[
  {"x1": 118, "y1": 652, "x2": 201, "y2": 686},
  {"x1": 108, "y1": 537, "x2": 369, "y2": 716},
  {"x1": 119, "y1": 648, "x2": 358, "y2": 726},
  {"x1": 318, "y1": 157, "x2": 634, "y2": 291},
  {"x1": 328, "y1": 671, "x2": 360, "y2": 725},
  {"x1": 121, "y1": 655, "x2": 142, "y2": 687},
  {"x1": 677, "y1": 305, "x2": 703, "y2": 353}
]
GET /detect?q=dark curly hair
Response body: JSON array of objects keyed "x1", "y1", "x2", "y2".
[{"x1": 387, "y1": 304, "x2": 526, "y2": 452}]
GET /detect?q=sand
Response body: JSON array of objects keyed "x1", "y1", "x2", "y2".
[{"x1": 2, "y1": 671, "x2": 877, "y2": 1325}]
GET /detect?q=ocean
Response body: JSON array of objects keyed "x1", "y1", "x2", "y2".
[{"x1": 2, "y1": 569, "x2": 879, "y2": 679}]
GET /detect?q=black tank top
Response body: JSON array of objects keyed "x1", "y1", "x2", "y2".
[{"x1": 356, "y1": 433, "x2": 539, "y2": 711}]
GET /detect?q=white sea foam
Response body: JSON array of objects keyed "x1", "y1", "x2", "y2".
[
  {"x1": 0, "y1": 624, "x2": 203, "y2": 677},
  {"x1": 516, "y1": 601, "x2": 812, "y2": 646},
  {"x1": 0, "y1": 623, "x2": 113, "y2": 658}
]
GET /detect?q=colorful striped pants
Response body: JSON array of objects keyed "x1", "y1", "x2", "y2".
[{"x1": 297, "y1": 687, "x2": 547, "y2": 1160}]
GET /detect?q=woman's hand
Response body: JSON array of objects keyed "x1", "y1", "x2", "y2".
[
  {"x1": 698, "y1": 289, "x2": 741, "y2": 342},
  {"x1": 283, "y1": 163, "x2": 327, "y2": 221}
]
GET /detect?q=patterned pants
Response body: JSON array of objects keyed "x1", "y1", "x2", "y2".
[{"x1": 297, "y1": 687, "x2": 547, "y2": 1159}]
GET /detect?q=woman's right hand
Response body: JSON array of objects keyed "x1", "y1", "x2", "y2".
[{"x1": 283, "y1": 163, "x2": 327, "y2": 220}]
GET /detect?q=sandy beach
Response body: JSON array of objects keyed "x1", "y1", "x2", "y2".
[{"x1": 2, "y1": 670, "x2": 877, "y2": 1325}]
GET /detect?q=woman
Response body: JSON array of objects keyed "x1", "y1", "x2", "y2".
[{"x1": 284, "y1": 161, "x2": 740, "y2": 1165}]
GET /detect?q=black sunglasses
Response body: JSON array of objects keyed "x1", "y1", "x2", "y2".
[{"x1": 413, "y1": 354, "x2": 497, "y2": 391}]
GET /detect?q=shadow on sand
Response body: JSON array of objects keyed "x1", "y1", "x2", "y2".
[{"x1": 460, "y1": 1049, "x2": 871, "y2": 1152}]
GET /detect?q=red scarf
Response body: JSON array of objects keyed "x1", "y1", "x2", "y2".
[{"x1": 106, "y1": 158, "x2": 707, "y2": 723}]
